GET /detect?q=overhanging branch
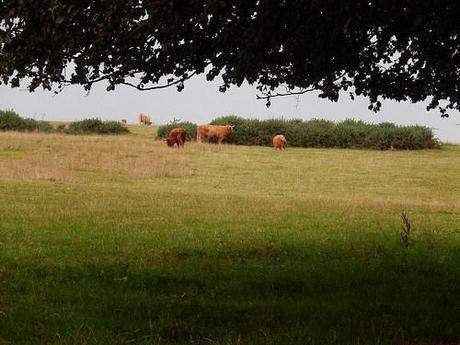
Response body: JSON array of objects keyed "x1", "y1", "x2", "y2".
[
  {"x1": 120, "y1": 71, "x2": 197, "y2": 91},
  {"x1": 257, "y1": 72, "x2": 348, "y2": 107}
]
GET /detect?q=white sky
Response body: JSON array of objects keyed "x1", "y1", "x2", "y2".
[{"x1": 1, "y1": 75, "x2": 459, "y2": 143}]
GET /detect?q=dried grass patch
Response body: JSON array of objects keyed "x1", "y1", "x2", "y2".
[{"x1": 0, "y1": 132, "x2": 192, "y2": 181}]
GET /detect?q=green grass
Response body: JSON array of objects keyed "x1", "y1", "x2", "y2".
[{"x1": 0, "y1": 128, "x2": 459, "y2": 344}]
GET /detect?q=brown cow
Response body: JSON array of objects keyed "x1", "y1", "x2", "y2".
[
  {"x1": 272, "y1": 134, "x2": 287, "y2": 150},
  {"x1": 138, "y1": 113, "x2": 152, "y2": 125},
  {"x1": 166, "y1": 127, "x2": 187, "y2": 148},
  {"x1": 196, "y1": 125, "x2": 234, "y2": 144}
]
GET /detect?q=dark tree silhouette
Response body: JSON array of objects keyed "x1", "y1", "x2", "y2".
[{"x1": 0, "y1": 1, "x2": 459, "y2": 115}]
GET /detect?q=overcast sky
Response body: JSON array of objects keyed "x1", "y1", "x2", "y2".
[{"x1": 1, "y1": 75, "x2": 459, "y2": 143}]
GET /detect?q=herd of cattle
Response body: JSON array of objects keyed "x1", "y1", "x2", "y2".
[
  {"x1": 166, "y1": 125, "x2": 287, "y2": 150},
  {"x1": 136, "y1": 113, "x2": 287, "y2": 149}
]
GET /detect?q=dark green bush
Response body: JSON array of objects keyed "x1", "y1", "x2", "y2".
[
  {"x1": 0, "y1": 110, "x2": 24, "y2": 130},
  {"x1": 159, "y1": 116, "x2": 439, "y2": 150},
  {"x1": 156, "y1": 120, "x2": 197, "y2": 141},
  {"x1": 226, "y1": 117, "x2": 438, "y2": 150},
  {"x1": 0, "y1": 109, "x2": 53, "y2": 132},
  {"x1": 66, "y1": 118, "x2": 129, "y2": 134}
]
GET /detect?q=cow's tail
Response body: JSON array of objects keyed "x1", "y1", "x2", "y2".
[{"x1": 196, "y1": 126, "x2": 201, "y2": 143}]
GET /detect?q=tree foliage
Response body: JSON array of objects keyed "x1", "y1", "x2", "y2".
[{"x1": 0, "y1": 1, "x2": 459, "y2": 115}]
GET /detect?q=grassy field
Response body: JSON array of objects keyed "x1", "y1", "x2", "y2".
[{"x1": 0, "y1": 127, "x2": 459, "y2": 345}]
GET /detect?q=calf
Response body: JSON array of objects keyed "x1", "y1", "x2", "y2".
[
  {"x1": 272, "y1": 134, "x2": 287, "y2": 150},
  {"x1": 166, "y1": 127, "x2": 187, "y2": 148}
]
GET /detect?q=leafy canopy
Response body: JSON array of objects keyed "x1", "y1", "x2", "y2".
[{"x1": 0, "y1": 1, "x2": 459, "y2": 115}]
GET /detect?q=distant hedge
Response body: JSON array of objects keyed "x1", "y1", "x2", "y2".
[
  {"x1": 64, "y1": 118, "x2": 129, "y2": 134},
  {"x1": 212, "y1": 116, "x2": 439, "y2": 150},
  {"x1": 156, "y1": 121, "x2": 197, "y2": 141},
  {"x1": 0, "y1": 109, "x2": 53, "y2": 132},
  {"x1": 158, "y1": 116, "x2": 439, "y2": 150}
]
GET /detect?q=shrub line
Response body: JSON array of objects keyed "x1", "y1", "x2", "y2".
[{"x1": 157, "y1": 116, "x2": 439, "y2": 150}]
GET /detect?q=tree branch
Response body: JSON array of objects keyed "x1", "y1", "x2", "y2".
[
  {"x1": 256, "y1": 86, "x2": 316, "y2": 100},
  {"x1": 120, "y1": 71, "x2": 197, "y2": 91},
  {"x1": 256, "y1": 72, "x2": 348, "y2": 104}
]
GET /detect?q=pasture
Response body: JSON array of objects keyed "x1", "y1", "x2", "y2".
[{"x1": 0, "y1": 127, "x2": 459, "y2": 345}]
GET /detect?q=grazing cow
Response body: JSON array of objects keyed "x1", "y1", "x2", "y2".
[
  {"x1": 196, "y1": 125, "x2": 234, "y2": 144},
  {"x1": 138, "y1": 113, "x2": 152, "y2": 125},
  {"x1": 166, "y1": 127, "x2": 187, "y2": 148},
  {"x1": 272, "y1": 134, "x2": 287, "y2": 150}
]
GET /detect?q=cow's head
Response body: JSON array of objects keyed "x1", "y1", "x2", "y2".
[
  {"x1": 227, "y1": 125, "x2": 235, "y2": 133},
  {"x1": 166, "y1": 138, "x2": 174, "y2": 147}
]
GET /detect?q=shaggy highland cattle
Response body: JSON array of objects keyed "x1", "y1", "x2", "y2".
[
  {"x1": 138, "y1": 113, "x2": 152, "y2": 125},
  {"x1": 272, "y1": 134, "x2": 287, "y2": 150},
  {"x1": 196, "y1": 125, "x2": 234, "y2": 144},
  {"x1": 166, "y1": 127, "x2": 187, "y2": 148}
]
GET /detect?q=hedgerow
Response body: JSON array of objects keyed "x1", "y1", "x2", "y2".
[
  {"x1": 213, "y1": 116, "x2": 439, "y2": 149},
  {"x1": 0, "y1": 109, "x2": 53, "y2": 132},
  {"x1": 156, "y1": 121, "x2": 197, "y2": 141},
  {"x1": 158, "y1": 116, "x2": 438, "y2": 150},
  {"x1": 65, "y1": 119, "x2": 129, "y2": 134}
]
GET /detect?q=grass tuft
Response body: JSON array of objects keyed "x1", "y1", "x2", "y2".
[{"x1": 400, "y1": 211, "x2": 412, "y2": 248}]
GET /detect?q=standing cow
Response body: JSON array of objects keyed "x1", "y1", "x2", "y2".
[
  {"x1": 166, "y1": 127, "x2": 187, "y2": 148},
  {"x1": 138, "y1": 113, "x2": 152, "y2": 125},
  {"x1": 196, "y1": 125, "x2": 234, "y2": 144},
  {"x1": 272, "y1": 134, "x2": 287, "y2": 150}
]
